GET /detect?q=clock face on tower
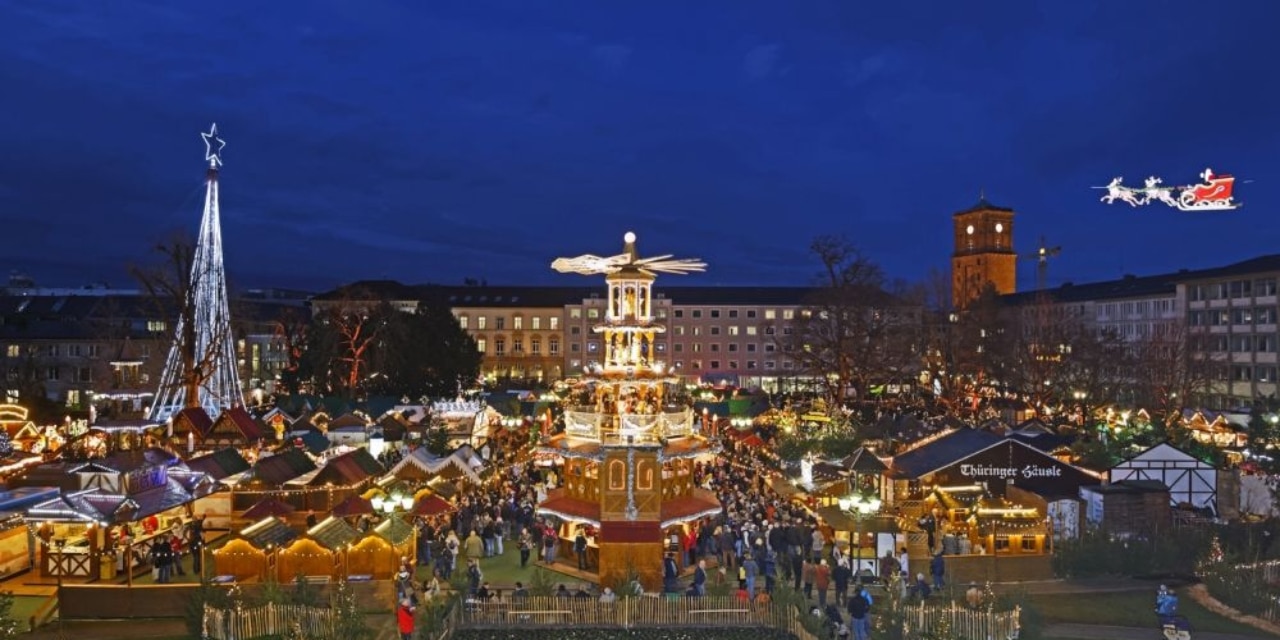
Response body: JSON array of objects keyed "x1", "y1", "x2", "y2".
[
  {"x1": 966, "y1": 225, "x2": 974, "y2": 235},
  {"x1": 995, "y1": 223, "x2": 1003, "y2": 233}
]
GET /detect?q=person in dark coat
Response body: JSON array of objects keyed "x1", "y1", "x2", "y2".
[{"x1": 150, "y1": 536, "x2": 174, "y2": 583}]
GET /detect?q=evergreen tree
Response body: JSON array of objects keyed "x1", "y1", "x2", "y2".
[{"x1": 0, "y1": 592, "x2": 23, "y2": 639}]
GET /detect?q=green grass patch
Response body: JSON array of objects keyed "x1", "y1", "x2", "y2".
[{"x1": 1028, "y1": 589, "x2": 1271, "y2": 637}]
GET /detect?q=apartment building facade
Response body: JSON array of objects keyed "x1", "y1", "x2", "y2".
[
  {"x1": 315, "y1": 282, "x2": 816, "y2": 389},
  {"x1": 1179, "y1": 256, "x2": 1280, "y2": 408},
  {"x1": 0, "y1": 290, "x2": 301, "y2": 416},
  {"x1": 1004, "y1": 254, "x2": 1280, "y2": 410}
]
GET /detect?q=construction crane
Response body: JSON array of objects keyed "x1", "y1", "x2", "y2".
[{"x1": 1022, "y1": 236, "x2": 1062, "y2": 291}]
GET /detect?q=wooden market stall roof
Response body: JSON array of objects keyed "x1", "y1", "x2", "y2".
[
  {"x1": 373, "y1": 516, "x2": 414, "y2": 545},
  {"x1": 308, "y1": 448, "x2": 384, "y2": 487},
  {"x1": 840, "y1": 447, "x2": 889, "y2": 475},
  {"x1": 184, "y1": 447, "x2": 251, "y2": 481},
  {"x1": 242, "y1": 496, "x2": 297, "y2": 520},
  {"x1": 330, "y1": 494, "x2": 374, "y2": 517},
  {"x1": 206, "y1": 406, "x2": 267, "y2": 442},
  {"x1": 242, "y1": 449, "x2": 317, "y2": 487},
  {"x1": 242, "y1": 516, "x2": 299, "y2": 548},
  {"x1": 307, "y1": 516, "x2": 361, "y2": 550}
]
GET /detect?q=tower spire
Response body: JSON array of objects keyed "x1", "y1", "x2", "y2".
[{"x1": 149, "y1": 124, "x2": 244, "y2": 422}]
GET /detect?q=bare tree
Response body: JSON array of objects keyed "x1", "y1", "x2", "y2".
[
  {"x1": 1132, "y1": 319, "x2": 1219, "y2": 421},
  {"x1": 129, "y1": 234, "x2": 232, "y2": 411},
  {"x1": 774, "y1": 235, "x2": 917, "y2": 412},
  {"x1": 272, "y1": 306, "x2": 309, "y2": 396},
  {"x1": 303, "y1": 291, "x2": 392, "y2": 398}
]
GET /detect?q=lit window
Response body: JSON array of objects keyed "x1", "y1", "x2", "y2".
[
  {"x1": 477, "y1": 338, "x2": 487, "y2": 353},
  {"x1": 478, "y1": 317, "x2": 487, "y2": 330}
]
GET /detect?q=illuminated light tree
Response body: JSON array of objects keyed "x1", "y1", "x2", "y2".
[{"x1": 148, "y1": 124, "x2": 244, "y2": 421}]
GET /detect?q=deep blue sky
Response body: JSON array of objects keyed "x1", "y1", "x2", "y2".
[{"x1": 1, "y1": 1, "x2": 1278, "y2": 294}]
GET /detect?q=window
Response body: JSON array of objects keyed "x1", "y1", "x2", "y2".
[
  {"x1": 764, "y1": 327, "x2": 776, "y2": 335},
  {"x1": 531, "y1": 317, "x2": 541, "y2": 330},
  {"x1": 1258, "y1": 336, "x2": 1275, "y2": 353},
  {"x1": 65, "y1": 390, "x2": 81, "y2": 407},
  {"x1": 674, "y1": 344, "x2": 683, "y2": 352},
  {"x1": 46, "y1": 367, "x2": 59, "y2": 381},
  {"x1": 728, "y1": 343, "x2": 738, "y2": 352},
  {"x1": 1233, "y1": 365, "x2": 1251, "y2": 381},
  {"x1": 709, "y1": 360, "x2": 720, "y2": 369},
  {"x1": 571, "y1": 326, "x2": 581, "y2": 335},
  {"x1": 77, "y1": 367, "x2": 92, "y2": 382},
  {"x1": 477, "y1": 316, "x2": 487, "y2": 330},
  {"x1": 746, "y1": 326, "x2": 758, "y2": 336},
  {"x1": 692, "y1": 344, "x2": 702, "y2": 353},
  {"x1": 549, "y1": 339, "x2": 559, "y2": 355},
  {"x1": 693, "y1": 327, "x2": 702, "y2": 336},
  {"x1": 764, "y1": 361, "x2": 776, "y2": 370},
  {"x1": 729, "y1": 310, "x2": 739, "y2": 318},
  {"x1": 1233, "y1": 309, "x2": 1254, "y2": 325},
  {"x1": 1257, "y1": 278, "x2": 1278, "y2": 296},
  {"x1": 692, "y1": 310, "x2": 702, "y2": 319},
  {"x1": 550, "y1": 317, "x2": 560, "y2": 330},
  {"x1": 746, "y1": 310, "x2": 757, "y2": 319},
  {"x1": 710, "y1": 327, "x2": 720, "y2": 336},
  {"x1": 67, "y1": 344, "x2": 81, "y2": 357},
  {"x1": 458, "y1": 315, "x2": 469, "y2": 330},
  {"x1": 728, "y1": 361, "x2": 738, "y2": 369},
  {"x1": 765, "y1": 310, "x2": 777, "y2": 320},
  {"x1": 147, "y1": 320, "x2": 166, "y2": 332},
  {"x1": 674, "y1": 310, "x2": 684, "y2": 318},
  {"x1": 1020, "y1": 537, "x2": 1037, "y2": 552},
  {"x1": 494, "y1": 339, "x2": 505, "y2": 356},
  {"x1": 728, "y1": 326, "x2": 739, "y2": 336},
  {"x1": 994, "y1": 536, "x2": 1011, "y2": 552},
  {"x1": 496, "y1": 317, "x2": 506, "y2": 330},
  {"x1": 765, "y1": 343, "x2": 776, "y2": 352},
  {"x1": 710, "y1": 344, "x2": 720, "y2": 352},
  {"x1": 675, "y1": 327, "x2": 685, "y2": 336},
  {"x1": 531, "y1": 339, "x2": 541, "y2": 355},
  {"x1": 4, "y1": 345, "x2": 17, "y2": 358},
  {"x1": 587, "y1": 342, "x2": 599, "y2": 352},
  {"x1": 746, "y1": 360, "x2": 757, "y2": 369},
  {"x1": 513, "y1": 317, "x2": 523, "y2": 330},
  {"x1": 1257, "y1": 366, "x2": 1278, "y2": 383},
  {"x1": 1230, "y1": 280, "x2": 1253, "y2": 298},
  {"x1": 570, "y1": 309, "x2": 582, "y2": 319},
  {"x1": 710, "y1": 310, "x2": 720, "y2": 318},
  {"x1": 571, "y1": 343, "x2": 580, "y2": 352},
  {"x1": 1257, "y1": 307, "x2": 1277, "y2": 324},
  {"x1": 783, "y1": 310, "x2": 794, "y2": 320},
  {"x1": 655, "y1": 342, "x2": 666, "y2": 352},
  {"x1": 588, "y1": 309, "x2": 600, "y2": 319},
  {"x1": 1232, "y1": 336, "x2": 1252, "y2": 352},
  {"x1": 513, "y1": 339, "x2": 524, "y2": 354},
  {"x1": 747, "y1": 343, "x2": 757, "y2": 352}
]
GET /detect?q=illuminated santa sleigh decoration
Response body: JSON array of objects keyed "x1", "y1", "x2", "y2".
[{"x1": 1096, "y1": 168, "x2": 1242, "y2": 212}]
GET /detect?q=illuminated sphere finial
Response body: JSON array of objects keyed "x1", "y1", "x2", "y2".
[{"x1": 624, "y1": 231, "x2": 636, "y2": 244}]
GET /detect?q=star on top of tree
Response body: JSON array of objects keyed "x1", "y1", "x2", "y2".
[{"x1": 201, "y1": 123, "x2": 226, "y2": 167}]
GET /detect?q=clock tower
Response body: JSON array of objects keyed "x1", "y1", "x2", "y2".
[{"x1": 951, "y1": 196, "x2": 1016, "y2": 309}]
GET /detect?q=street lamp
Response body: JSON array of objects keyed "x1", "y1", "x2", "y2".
[
  {"x1": 838, "y1": 492, "x2": 882, "y2": 575},
  {"x1": 371, "y1": 492, "x2": 415, "y2": 515}
]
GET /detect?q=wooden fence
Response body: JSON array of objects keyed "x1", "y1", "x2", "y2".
[
  {"x1": 202, "y1": 602, "x2": 336, "y2": 640},
  {"x1": 458, "y1": 595, "x2": 786, "y2": 629},
  {"x1": 453, "y1": 596, "x2": 1014, "y2": 640},
  {"x1": 903, "y1": 602, "x2": 1021, "y2": 640}
]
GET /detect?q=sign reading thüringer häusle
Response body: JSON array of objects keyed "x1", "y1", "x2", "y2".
[{"x1": 959, "y1": 464, "x2": 1063, "y2": 480}]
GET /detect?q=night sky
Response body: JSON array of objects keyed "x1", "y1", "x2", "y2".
[{"x1": 1, "y1": 1, "x2": 1278, "y2": 294}]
